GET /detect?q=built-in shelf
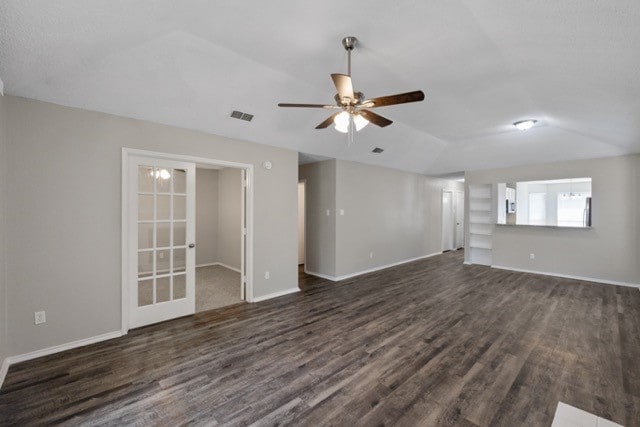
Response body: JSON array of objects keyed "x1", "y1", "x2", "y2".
[
  {"x1": 467, "y1": 184, "x2": 494, "y2": 266},
  {"x1": 470, "y1": 231, "x2": 493, "y2": 236}
]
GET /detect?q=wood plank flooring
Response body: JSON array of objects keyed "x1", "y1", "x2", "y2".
[{"x1": 1, "y1": 250, "x2": 640, "y2": 426}]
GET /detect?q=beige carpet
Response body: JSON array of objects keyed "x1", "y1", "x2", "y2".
[
  {"x1": 196, "y1": 264, "x2": 242, "y2": 312},
  {"x1": 137, "y1": 265, "x2": 242, "y2": 312}
]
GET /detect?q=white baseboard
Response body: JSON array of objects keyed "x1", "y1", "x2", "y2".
[
  {"x1": 303, "y1": 269, "x2": 336, "y2": 281},
  {"x1": 0, "y1": 330, "x2": 123, "y2": 389},
  {"x1": 8, "y1": 330, "x2": 123, "y2": 365},
  {"x1": 0, "y1": 357, "x2": 9, "y2": 390},
  {"x1": 491, "y1": 265, "x2": 640, "y2": 289},
  {"x1": 197, "y1": 262, "x2": 241, "y2": 273},
  {"x1": 306, "y1": 252, "x2": 443, "y2": 282},
  {"x1": 251, "y1": 287, "x2": 300, "y2": 303},
  {"x1": 196, "y1": 262, "x2": 217, "y2": 268}
]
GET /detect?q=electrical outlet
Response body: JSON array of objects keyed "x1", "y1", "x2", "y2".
[
  {"x1": 34, "y1": 311, "x2": 46, "y2": 325},
  {"x1": 326, "y1": 209, "x2": 331, "y2": 216},
  {"x1": 265, "y1": 271, "x2": 270, "y2": 280},
  {"x1": 530, "y1": 253, "x2": 535, "y2": 260},
  {"x1": 370, "y1": 251, "x2": 374, "y2": 259},
  {"x1": 339, "y1": 209, "x2": 345, "y2": 216}
]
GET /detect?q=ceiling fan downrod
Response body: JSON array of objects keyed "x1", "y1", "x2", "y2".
[{"x1": 342, "y1": 36, "x2": 358, "y2": 76}]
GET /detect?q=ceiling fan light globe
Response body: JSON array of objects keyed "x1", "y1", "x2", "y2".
[
  {"x1": 353, "y1": 114, "x2": 369, "y2": 131},
  {"x1": 334, "y1": 122, "x2": 349, "y2": 133},
  {"x1": 334, "y1": 111, "x2": 350, "y2": 133}
]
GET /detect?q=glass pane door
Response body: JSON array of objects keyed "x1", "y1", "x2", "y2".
[{"x1": 129, "y1": 157, "x2": 195, "y2": 328}]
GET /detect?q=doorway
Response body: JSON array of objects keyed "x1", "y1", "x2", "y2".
[
  {"x1": 298, "y1": 181, "x2": 305, "y2": 266},
  {"x1": 194, "y1": 166, "x2": 244, "y2": 313},
  {"x1": 122, "y1": 149, "x2": 253, "y2": 332},
  {"x1": 442, "y1": 190, "x2": 455, "y2": 251},
  {"x1": 455, "y1": 191, "x2": 465, "y2": 249}
]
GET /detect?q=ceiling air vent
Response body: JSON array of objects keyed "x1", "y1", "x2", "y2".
[
  {"x1": 372, "y1": 147, "x2": 384, "y2": 154},
  {"x1": 230, "y1": 110, "x2": 254, "y2": 122}
]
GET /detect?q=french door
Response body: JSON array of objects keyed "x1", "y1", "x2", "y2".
[{"x1": 128, "y1": 155, "x2": 196, "y2": 328}]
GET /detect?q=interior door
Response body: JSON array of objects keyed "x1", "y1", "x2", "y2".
[
  {"x1": 442, "y1": 191, "x2": 455, "y2": 251},
  {"x1": 455, "y1": 191, "x2": 465, "y2": 248},
  {"x1": 129, "y1": 156, "x2": 196, "y2": 328}
]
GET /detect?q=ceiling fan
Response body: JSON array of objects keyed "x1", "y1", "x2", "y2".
[{"x1": 278, "y1": 36, "x2": 425, "y2": 134}]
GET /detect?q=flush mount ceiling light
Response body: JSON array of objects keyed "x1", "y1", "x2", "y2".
[
  {"x1": 150, "y1": 169, "x2": 171, "y2": 180},
  {"x1": 513, "y1": 119, "x2": 537, "y2": 131}
]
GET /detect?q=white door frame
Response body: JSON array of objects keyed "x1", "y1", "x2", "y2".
[{"x1": 121, "y1": 148, "x2": 255, "y2": 334}]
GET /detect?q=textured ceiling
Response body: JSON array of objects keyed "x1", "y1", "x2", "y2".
[{"x1": 1, "y1": 0, "x2": 639, "y2": 174}]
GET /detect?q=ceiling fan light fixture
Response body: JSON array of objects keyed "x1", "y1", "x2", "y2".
[
  {"x1": 353, "y1": 114, "x2": 369, "y2": 131},
  {"x1": 334, "y1": 111, "x2": 350, "y2": 133},
  {"x1": 513, "y1": 119, "x2": 537, "y2": 131}
]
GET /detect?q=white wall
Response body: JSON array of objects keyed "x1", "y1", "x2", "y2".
[
  {"x1": 3, "y1": 96, "x2": 298, "y2": 357},
  {"x1": 217, "y1": 168, "x2": 242, "y2": 270},
  {"x1": 466, "y1": 155, "x2": 640, "y2": 285},
  {"x1": 300, "y1": 159, "x2": 463, "y2": 279},
  {"x1": 196, "y1": 168, "x2": 218, "y2": 266},
  {"x1": 0, "y1": 96, "x2": 8, "y2": 364}
]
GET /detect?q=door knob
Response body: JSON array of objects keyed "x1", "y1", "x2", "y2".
[{"x1": 188, "y1": 243, "x2": 195, "y2": 248}]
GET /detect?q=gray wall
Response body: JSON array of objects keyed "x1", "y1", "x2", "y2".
[
  {"x1": 0, "y1": 96, "x2": 7, "y2": 362},
  {"x1": 217, "y1": 168, "x2": 242, "y2": 270},
  {"x1": 3, "y1": 96, "x2": 298, "y2": 357},
  {"x1": 298, "y1": 160, "x2": 336, "y2": 276},
  {"x1": 196, "y1": 168, "x2": 218, "y2": 266},
  {"x1": 300, "y1": 159, "x2": 463, "y2": 278},
  {"x1": 466, "y1": 155, "x2": 640, "y2": 284},
  {"x1": 335, "y1": 160, "x2": 462, "y2": 277}
]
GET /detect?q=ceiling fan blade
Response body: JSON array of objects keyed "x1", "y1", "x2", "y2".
[
  {"x1": 315, "y1": 112, "x2": 341, "y2": 129},
  {"x1": 358, "y1": 110, "x2": 393, "y2": 128},
  {"x1": 331, "y1": 73, "x2": 354, "y2": 102},
  {"x1": 278, "y1": 103, "x2": 337, "y2": 108},
  {"x1": 362, "y1": 90, "x2": 425, "y2": 108}
]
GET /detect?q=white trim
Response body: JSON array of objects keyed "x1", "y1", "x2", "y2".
[
  {"x1": 122, "y1": 148, "x2": 255, "y2": 329},
  {"x1": 0, "y1": 330, "x2": 123, "y2": 389},
  {"x1": 196, "y1": 262, "x2": 241, "y2": 273},
  {"x1": 306, "y1": 252, "x2": 443, "y2": 282},
  {"x1": 7, "y1": 331, "x2": 123, "y2": 365},
  {"x1": 303, "y1": 269, "x2": 337, "y2": 281},
  {"x1": 196, "y1": 262, "x2": 218, "y2": 268},
  {"x1": 252, "y1": 287, "x2": 300, "y2": 303},
  {"x1": 491, "y1": 265, "x2": 640, "y2": 289},
  {"x1": 121, "y1": 150, "x2": 128, "y2": 335},
  {"x1": 215, "y1": 262, "x2": 241, "y2": 273},
  {"x1": 0, "y1": 358, "x2": 9, "y2": 389}
]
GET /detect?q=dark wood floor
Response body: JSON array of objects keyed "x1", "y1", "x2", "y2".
[{"x1": 2, "y1": 250, "x2": 639, "y2": 426}]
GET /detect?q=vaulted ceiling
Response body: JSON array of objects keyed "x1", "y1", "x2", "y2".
[{"x1": 1, "y1": 1, "x2": 639, "y2": 174}]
